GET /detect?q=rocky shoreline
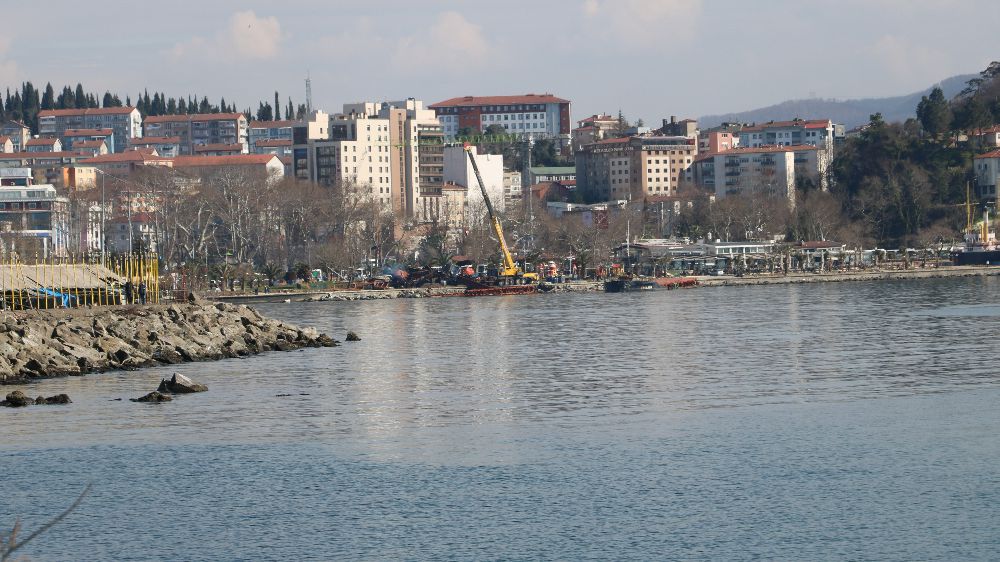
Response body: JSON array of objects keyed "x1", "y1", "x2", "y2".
[{"x1": 0, "y1": 301, "x2": 337, "y2": 385}]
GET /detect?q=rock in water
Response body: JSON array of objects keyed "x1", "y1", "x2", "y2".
[
  {"x1": 131, "y1": 391, "x2": 172, "y2": 403},
  {"x1": 346, "y1": 331, "x2": 361, "y2": 342},
  {"x1": 2, "y1": 390, "x2": 32, "y2": 407},
  {"x1": 157, "y1": 372, "x2": 208, "y2": 394},
  {"x1": 34, "y1": 394, "x2": 72, "y2": 405}
]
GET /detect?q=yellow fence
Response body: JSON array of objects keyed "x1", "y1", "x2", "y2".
[{"x1": 0, "y1": 255, "x2": 160, "y2": 311}]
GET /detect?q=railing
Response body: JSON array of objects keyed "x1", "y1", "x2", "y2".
[{"x1": 0, "y1": 253, "x2": 161, "y2": 311}]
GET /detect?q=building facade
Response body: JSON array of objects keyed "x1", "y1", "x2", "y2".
[
  {"x1": 697, "y1": 145, "x2": 827, "y2": 203},
  {"x1": 430, "y1": 94, "x2": 571, "y2": 147},
  {"x1": 293, "y1": 100, "x2": 443, "y2": 220},
  {"x1": 143, "y1": 113, "x2": 248, "y2": 155},
  {"x1": 0, "y1": 121, "x2": 31, "y2": 152},
  {"x1": 37, "y1": 107, "x2": 142, "y2": 153},
  {"x1": 576, "y1": 136, "x2": 698, "y2": 202},
  {"x1": 974, "y1": 149, "x2": 1000, "y2": 200},
  {"x1": 0, "y1": 171, "x2": 71, "y2": 258},
  {"x1": 442, "y1": 145, "x2": 504, "y2": 220}
]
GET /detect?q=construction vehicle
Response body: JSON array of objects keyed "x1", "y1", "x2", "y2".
[{"x1": 464, "y1": 144, "x2": 538, "y2": 285}]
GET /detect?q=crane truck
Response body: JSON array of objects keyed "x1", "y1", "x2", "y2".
[{"x1": 464, "y1": 144, "x2": 539, "y2": 286}]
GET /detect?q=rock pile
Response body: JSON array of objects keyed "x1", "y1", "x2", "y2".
[
  {"x1": 1, "y1": 390, "x2": 72, "y2": 407},
  {"x1": 0, "y1": 302, "x2": 338, "y2": 385}
]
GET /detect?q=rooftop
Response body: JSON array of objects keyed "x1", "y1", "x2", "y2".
[
  {"x1": 255, "y1": 139, "x2": 293, "y2": 147},
  {"x1": 740, "y1": 119, "x2": 832, "y2": 133},
  {"x1": 25, "y1": 138, "x2": 60, "y2": 146},
  {"x1": 38, "y1": 107, "x2": 138, "y2": 118},
  {"x1": 429, "y1": 94, "x2": 569, "y2": 108},
  {"x1": 249, "y1": 120, "x2": 301, "y2": 129},
  {"x1": 974, "y1": 148, "x2": 1000, "y2": 159},
  {"x1": 80, "y1": 151, "x2": 172, "y2": 165},
  {"x1": 171, "y1": 154, "x2": 279, "y2": 168}
]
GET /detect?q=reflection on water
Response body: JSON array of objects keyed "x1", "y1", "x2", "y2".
[{"x1": 3, "y1": 276, "x2": 1000, "y2": 560}]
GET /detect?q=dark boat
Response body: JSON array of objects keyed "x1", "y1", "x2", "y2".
[{"x1": 604, "y1": 276, "x2": 698, "y2": 293}]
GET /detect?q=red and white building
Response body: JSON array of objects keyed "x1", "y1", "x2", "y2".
[{"x1": 430, "y1": 93, "x2": 571, "y2": 147}]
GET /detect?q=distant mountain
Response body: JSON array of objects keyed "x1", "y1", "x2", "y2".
[{"x1": 699, "y1": 74, "x2": 974, "y2": 130}]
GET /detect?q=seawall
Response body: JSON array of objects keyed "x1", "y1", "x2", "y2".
[
  {"x1": 697, "y1": 265, "x2": 1000, "y2": 287},
  {"x1": 0, "y1": 301, "x2": 336, "y2": 385}
]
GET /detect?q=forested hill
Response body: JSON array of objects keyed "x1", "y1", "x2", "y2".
[{"x1": 699, "y1": 74, "x2": 974, "y2": 130}]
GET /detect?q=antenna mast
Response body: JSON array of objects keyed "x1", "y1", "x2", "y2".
[{"x1": 305, "y1": 73, "x2": 313, "y2": 114}]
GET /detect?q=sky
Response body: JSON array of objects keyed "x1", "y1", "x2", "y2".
[{"x1": 3, "y1": 0, "x2": 1000, "y2": 124}]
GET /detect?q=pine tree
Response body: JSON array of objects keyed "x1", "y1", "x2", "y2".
[
  {"x1": 286, "y1": 97, "x2": 294, "y2": 122},
  {"x1": 220, "y1": 97, "x2": 228, "y2": 114},
  {"x1": 102, "y1": 91, "x2": 114, "y2": 108},
  {"x1": 916, "y1": 87, "x2": 952, "y2": 138},
  {"x1": 274, "y1": 91, "x2": 280, "y2": 121},
  {"x1": 167, "y1": 97, "x2": 177, "y2": 115},
  {"x1": 41, "y1": 83, "x2": 55, "y2": 110},
  {"x1": 74, "y1": 83, "x2": 86, "y2": 109},
  {"x1": 177, "y1": 97, "x2": 186, "y2": 114}
]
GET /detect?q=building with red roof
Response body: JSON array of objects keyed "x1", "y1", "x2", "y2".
[
  {"x1": 144, "y1": 113, "x2": 248, "y2": 155},
  {"x1": 737, "y1": 119, "x2": 836, "y2": 152},
  {"x1": 429, "y1": 93, "x2": 571, "y2": 147},
  {"x1": 973, "y1": 148, "x2": 1000, "y2": 200},
  {"x1": 576, "y1": 135, "x2": 698, "y2": 202},
  {"x1": 37, "y1": 107, "x2": 142, "y2": 153}
]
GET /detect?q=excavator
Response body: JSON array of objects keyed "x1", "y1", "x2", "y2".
[{"x1": 464, "y1": 144, "x2": 539, "y2": 291}]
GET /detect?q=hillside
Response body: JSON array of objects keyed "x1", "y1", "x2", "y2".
[{"x1": 699, "y1": 74, "x2": 973, "y2": 130}]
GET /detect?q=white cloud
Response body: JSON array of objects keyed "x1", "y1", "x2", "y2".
[
  {"x1": 170, "y1": 11, "x2": 282, "y2": 62},
  {"x1": 582, "y1": 0, "x2": 703, "y2": 47},
  {"x1": 391, "y1": 11, "x2": 492, "y2": 74}
]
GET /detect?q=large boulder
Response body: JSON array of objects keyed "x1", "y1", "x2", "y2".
[
  {"x1": 35, "y1": 394, "x2": 72, "y2": 405},
  {"x1": 2, "y1": 390, "x2": 32, "y2": 407},
  {"x1": 346, "y1": 331, "x2": 361, "y2": 342},
  {"x1": 157, "y1": 372, "x2": 208, "y2": 394},
  {"x1": 131, "y1": 391, "x2": 172, "y2": 403}
]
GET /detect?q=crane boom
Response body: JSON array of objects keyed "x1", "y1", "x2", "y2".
[{"x1": 464, "y1": 145, "x2": 522, "y2": 277}]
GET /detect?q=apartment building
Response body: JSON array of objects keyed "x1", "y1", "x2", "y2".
[
  {"x1": 0, "y1": 171, "x2": 71, "y2": 258},
  {"x1": 430, "y1": 94, "x2": 571, "y2": 147},
  {"x1": 37, "y1": 107, "x2": 142, "y2": 152},
  {"x1": 575, "y1": 136, "x2": 698, "y2": 201},
  {"x1": 572, "y1": 114, "x2": 619, "y2": 152},
  {"x1": 129, "y1": 136, "x2": 181, "y2": 158},
  {"x1": 248, "y1": 120, "x2": 301, "y2": 153},
  {"x1": 293, "y1": 100, "x2": 443, "y2": 219},
  {"x1": 25, "y1": 138, "x2": 62, "y2": 152},
  {"x1": 143, "y1": 113, "x2": 248, "y2": 155},
  {"x1": 63, "y1": 128, "x2": 116, "y2": 152},
  {"x1": 658, "y1": 116, "x2": 698, "y2": 138},
  {"x1": 693, "y1": 144, "x2": 825, "y2": 203},
  {"x1": 443, "y1": 145, "x2": 504, "y2": 219},
  {"x1": 172, "y1": 154, "x2": 284, "y2": 180},
  {"x1": 974, "y1": 148, "x2": 1000, "y2": 199},
  {"x1": 0, "y1": 121, "x2": 31, "y2": 152},
  {"x1": 737, "y1": 119, "x2": 836, "y2": 151},
  {"x1": 698, "y1": 126, "x2": 741, "y2": 155},
  {"x1": 80, "y1": 151, "x2": 173, "y2": 178}
]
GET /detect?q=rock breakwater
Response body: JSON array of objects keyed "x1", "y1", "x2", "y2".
[{"x1": 0, "y1": 302, "x2": 337, "y2": 385}]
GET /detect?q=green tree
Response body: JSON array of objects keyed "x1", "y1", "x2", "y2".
[{"x1": 916, "y1": 87, "x2": 952, "y2": 138}]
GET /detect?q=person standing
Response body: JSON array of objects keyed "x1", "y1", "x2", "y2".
[
  {"x1": 138, "y1": 281, "x2": 147, "y2": 305},
  {"x1": 123, "y1": 280, "x2": 133, "y2": 305}
]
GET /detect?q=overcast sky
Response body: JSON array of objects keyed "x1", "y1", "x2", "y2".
[{"x1": 3, "y1": 0, "x2": 998, "y2": 123}]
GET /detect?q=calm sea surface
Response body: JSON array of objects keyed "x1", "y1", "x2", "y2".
[{"x1": 3, "y1": 277, "x2": 1000, "y2": 561}]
